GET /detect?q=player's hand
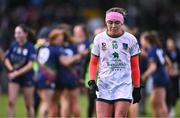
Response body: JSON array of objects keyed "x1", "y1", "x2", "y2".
[
  {"x1": 8, "y1": 70, "x2": 19, "y2": 80},
  {"x1": 132, "y1": 87, "x2": 141, "y2": 104},
  {"x1": 88, "y1": 80, "x2": 98, "y2": 98}
]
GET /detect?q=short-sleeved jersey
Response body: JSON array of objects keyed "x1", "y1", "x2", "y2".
[
  {"x1": 6, "y1": 41, "x2": 36, "y2": 78},
  {"x1": 147, "y1": 46, "x2": 169, "y2": 86},
  {"x1": 91, "y1": 31, "x2": 140, "y2": 100},
  {"x1": 36, "y1": 45, "x2": 63, "y2": 81}
]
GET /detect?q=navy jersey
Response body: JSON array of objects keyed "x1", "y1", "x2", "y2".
[
  {"x1": 6, "y1": 41, "x2": 36, "y2": 79},
  {"x1": 76, "y1": 39, "x2": 90, "y2": 79},
  {"x1": 36, "y1": 45, "x2": 63, "y2": 82},
  {"x1": 77, "y1": 39, "x2": 90, "y2": 51},
  {"x1": 57, "y1": 44, "x2": 79, "y2": 89},
  {"x1": 147, "y1": 46, "x2": 169, "y2": 86}
]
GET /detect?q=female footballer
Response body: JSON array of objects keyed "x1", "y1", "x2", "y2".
[
  {"x1": 48, "y1": 28, "x2": 82, "y2": 117},
  {"x1": 4, "y1": 24, "x2": 36, "y2": 117},
  {"x1": 141, "y1": 31, "x2": 172, "y2": 117},
  {"x1": 88, "y1": 7, "x2": 141, "y2": 117},
  {"x1": 35, "y1": 29, "x2": 65, "y2": 117}
]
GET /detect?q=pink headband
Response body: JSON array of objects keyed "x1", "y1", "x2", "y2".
[{"x1": 105, "y1": 12, "x2": 124, "y2": 24}]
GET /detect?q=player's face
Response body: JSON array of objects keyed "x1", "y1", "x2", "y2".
[
  {"x1": 166, "y1": 38, "x2": 175, "y2": 51},
  {"x1": 54, "y1": 33, "x2": 64, "y2": 46},
  {"x1": 14, "y1": 26, "x2": 28, "y2": 45},
  {"x1": 106, "y1": 20, "x2": 122, "y2": 35},
  {"x1": 140, "y1": 37, "x2": 149, "y2": 50},
  {"x1": 73, "y1": 26, "x2": 85, "y2": 38}
]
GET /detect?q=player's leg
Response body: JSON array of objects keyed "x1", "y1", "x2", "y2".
[
  {"x1": 60, "y1": 89, "x2": 71, "y2": 117},
  {"x1": 34, "y1": 88, "x2": 41, "y2": 117},
  {"x1": 151, "y1": 87, "x2": 168, "y2": 117},
  {"x1": 48, "y1": 90, "x2": 60, "y2": 117},
  {"x1": 128, "y1": 103, "x2": 139, "y2": 118},
  {"x1": 22, "y1": 86, "x2": 35, "y2": 117},
  {"x1": 38, "y1": 89, "x2": 54, "y2": 117},
  {"x1": 8, "y1": 82, "x2": 20, "y2": 117},
  {"x1": 96, "y1": 100, "x2": 113, "y2": 117},
  {"x1": 70, "y1": 88, "x2": 81, "y2": 117},
  {"x1": 114, "y1": 101, "x2": 131, "y2": 117}
]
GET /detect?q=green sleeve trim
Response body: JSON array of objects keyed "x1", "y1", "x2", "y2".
[
  {"x1": 131, "y1": 52, "x2": 141, "y2": 57},
  {"x1": 91, "y1": 53, "x2": 99, "y2": 57}
]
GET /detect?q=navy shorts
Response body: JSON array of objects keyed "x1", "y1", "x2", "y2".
[
  {"x1": 35, "y1": 80, "x2": 56, "y2": 90},
  {"x1": 55, "y1": 77, "x2": 78, "y2": 90},
  {"x1": 153, "y1": 77, "x2": 169, "y2": 88},
  {"x1": 9, "y1": 76, "x2": 34, "y2": 87},
  {"x1": 96, "y1": 98, "x2": 132, "y2": 104}
]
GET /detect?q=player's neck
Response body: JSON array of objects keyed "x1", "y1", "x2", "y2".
[{"x1": 106, "y1": 30, "x2": 124, "y2": 38}]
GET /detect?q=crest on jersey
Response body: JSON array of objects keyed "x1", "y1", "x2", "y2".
[
  {"x1": 122, "y1": 43, "x2": 128, "y2": 50},
  {"x1": 101, "y1": 42, "x2": 106, "y2": 51},
  {"x1": 23, "y1": 49, "x2": 28, "y2": 56},
  {"x1": 112, "y1": 40, "x2": 118, "y2": 49}
]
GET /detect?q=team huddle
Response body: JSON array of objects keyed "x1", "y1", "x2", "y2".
[
  {"x1": 2, "y1": 7, "x2": 178, "y2": 118},
  {"x1": 5, "y1": 24, "x2": 90, "y2": 117}
]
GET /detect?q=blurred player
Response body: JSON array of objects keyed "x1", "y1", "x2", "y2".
[
  {"x1": 48, "y1": 28, "x2": 82, "y2": 117},
  {"x1": 33, "y1": 26, "x2": 51, "y2": 117},
  {"x1": 141, "y1": 31, "x2": 172, "y2": 117},
  {"x1": 35, "y1": 29, "x2": 64, "y2": 117},
  {"x1": 72, "y1": 24, "x2": 91, "y2": 117},
  {"x1": 88, "y1": 7, "x2": 141, "y2": 117},
  {"x1": 4, "y1": 24, "x2": 36, "y2": 117},
  {"x1": 166, "y1": 37, "x2": 180, "y2": 117},
  {"x1": 59, "y1": 30, "x2": 82, "y2": 117}
]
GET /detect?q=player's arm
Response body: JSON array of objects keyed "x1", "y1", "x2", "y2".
[
  {"x1": 165, "y1": 55, "x2": 173, "y2": 70},
  {"x1": 4, "y1": 46, "x2": 14, "y2": 72},
  {"x1": 7, "y1": 60, "x2": 34, "y2": 80},
  {"x1": 15, "y1": 61, "x2": 33, "y2": 76},
  {"x1": 88, "y1": 54, "x2": 99, "y2": 98},
  {"x1": 131, "y1": 55, "x2": 142, "y2": 104},
  {"x1": 89, "y1": 54, "x2": 99, "y2": 81},
  {"x1": 9, "y1": 46, "x2": 36, "y2": 79},
  {"x1": 130, "y1": 55, "x2": 140, "y2": 88},
  {"x1": 142, "y1": 61, "x2": 157, "y2": 81},
  {"x1": 88, "y1": 35, "x2": 99, "y2": 98},
  {"x1": 4, "y1": 58, "x2": 14, "y2": 72},
  {"x1": 59, "y1": 54, "x2": 81, "y2": 66},
  {"x1": 0, "y1": 48, "x2": 5, "y2": 61}
]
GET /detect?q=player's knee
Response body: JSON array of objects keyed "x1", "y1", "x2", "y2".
[
  {"x1": 8, "y1": 100, "x2": 15, "y2": 108},
  {"x1": 115, "y1": 110, "x2": 128, "y2": 117},
  {"x1": 25, "y1": 103, "x2": 33, "y2": 111},
  {"x1": 150, "y1": 98, "x2": 157, "y2": 107}
]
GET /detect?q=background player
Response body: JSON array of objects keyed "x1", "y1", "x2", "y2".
[
  {"x1": 141, "y1": 31, "x2": 172, "y2": 117},
  {"x1": 4, "y1": 24, "x2": 36, "y2": 117},
  {"x1": 166, "y1": 37, "x2": 180, "y2": 117}
]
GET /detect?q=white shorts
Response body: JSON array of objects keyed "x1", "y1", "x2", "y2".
[{"x1": 96, "y1": 79, "x2": 133, "y2": 101}]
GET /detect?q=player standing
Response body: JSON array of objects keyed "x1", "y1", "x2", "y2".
[
  {"x1": 141, "y1": 31, "x2": 171, "y2": 117},
  {"x1": 88, "y1": 7, "x2": 141, "y2": 117},
  {"x1": 4, "y1": 24, "x2": 36, "y2": 117}
]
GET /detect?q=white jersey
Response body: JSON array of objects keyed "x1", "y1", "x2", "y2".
[{"x1": 91, "y1": 31, "x2": 141, "y2": 100}]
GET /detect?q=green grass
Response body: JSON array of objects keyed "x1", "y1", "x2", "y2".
[{"x1": 0, "y1": 94, "x2": 180, "y2": 117}]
